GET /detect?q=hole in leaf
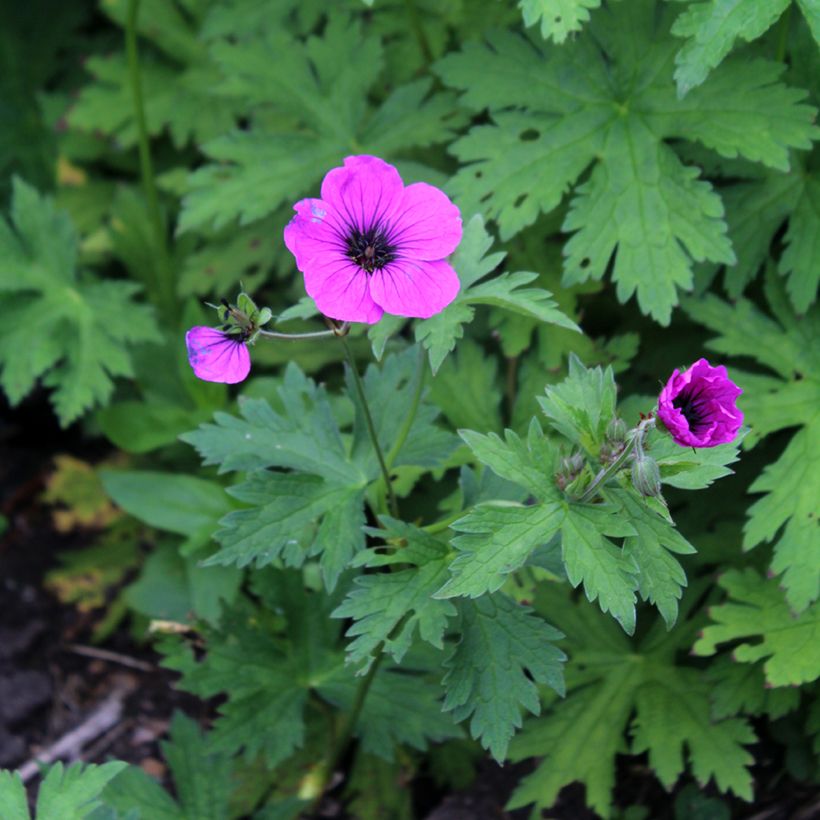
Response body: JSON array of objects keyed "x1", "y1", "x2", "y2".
[
  {"x1": 519, "y1": 128, "x2": 540, "y2": 142},
  {"x1": 514, "y1": 194, "x2": 527, "y2": 208},
  {"x1": 580, "y1": 257, "x2": 591, "y2": 269}
]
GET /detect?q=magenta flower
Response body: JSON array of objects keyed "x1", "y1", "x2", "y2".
[
  {"x1": 657, "y1": 358, "x2": 743, "y2": 448},
  {"x1": 284, "y1": 155, "x2": 462, "y2": 324},
  {"x1": 185, "y1": 326, "x2": 251, "y2": 384}
]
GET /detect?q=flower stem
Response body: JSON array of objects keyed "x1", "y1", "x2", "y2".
[
  {"x1": 576, "y1": 418, "x2": 655, "y2": 504},
  {"x1": 776, "y1": 3, "x2": 792, "y2": 63},
  {"x1": 257, "y1": 328, "x2": 338, "y2": 341},
  {"x1": 340, "y1": 334, "x2": 399, "y2": 518},
  {"x1": 126, "y1": 0, "x2": 176, "y2": 321},
  {"x1": 403, "y1": 0, "x2": 433, "y2": 65},
  {"x1": 422, "y1": 507, "x2": 469, "y2": 534},
  {"x1": 309, "y1": 648, "x2": 385, "y2": 814},
  {"x1": 385, "y1": 345, "x2": 426, "y2": 471}
]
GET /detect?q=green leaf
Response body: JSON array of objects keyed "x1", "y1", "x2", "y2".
[
  {"x1": 161, "y1": 573, "x2": 334, "y2": 767},
  {"x1": 707, "y1": 656, "x2": 800, "y2": 721},
  {"x1": 631, "y1": 672, "x2": 755, "y2": 799},
  {"x1": 332, "y1": 519, "x2": 457, "y2": 671},
  {"x1": 684, "y1": 281, "x2": 820, "y2": 610},
  {"x1": 181, "y1": 363, "x2": 357, "y2": 482},
  {"x1": 34, "y1": 761, "x2": 127, "y2": 820},
  {"x1": 415, "y1": 216, "x2": 577, "y2": 373},
  {"x1": 209, "y1": 471, "x2": 366, "y2": 576},
  {"x1": 101, "y1": 766, "x2": 182, "y2": 820},
  {"x1": 0, "y1": 771, "x2": 29, "y2": 820},
  {"x1": 179, "y1": 17, "x2": 457, "y2": 232},
  {"x1": 442, "y1": 595, "x2": 565, "y2": 761},
  {"x1": 518, "y1": 0, "x2": 601, "y2": 43},
  {"x1": 670, "y1": 0, "x2": 789, "y2": 97},
  {"x1": 647, "y1": 425, "x2": 743, "y2": 489},
  {"x1": 100, "y1": 471, "x2": 233, "y2": 541},
  {"x1": 693, "y1": 569, "x2": 820, "y2": 687},
  {"x1": 429, "y1": 338, "x2": 503, "y2": 433},
  {"x1": 538, "y1": 354, "x2": 617, "y2": 454},
  {"x1": 437, "y1": 501, "x2": 565, "y2": 599},
  {"x1": 102, "y1": 713, "x2": 233, "y2": 820},
  {"x1": 160, "y1": 713, "x2": 233, "y2": 819},
  {"x1": 351, "y1": 347, "x2": 458, "y2": 475},
  {"x1": 0, "y1": 179, "x2": 158, "y2": 425},
  {"x1": 183, "y1": 352, "x2": 453, "y2": 587},
  {"x1": 124, "y1": 541, "x2": 241, "y2": 625},
  {"x1": 68, "y1": 1, "x2": 239, "y2": 149},
  {"x1": 560, "y1": 503, "x2": 639, "y2": 635},
  {"x1": 562, "y1": 120, "x2": 735, "y2": 324},
  {"x1": 509, "y1": 589, "x2": 756, "y2": 817},
  {"x1": 436, "y1": 2, "x2": 817, "y2": 323},
  {"x1": 779, "y1": 173, "x2": 820, "y2": 312},
  {"x1": 719, "y1": 167, "x2": 804, "y2": 300},
  {"x1": 320, "y1": 664, "x2": 461, "y2": 760},
  {"x1": 609, "y1": 488, "x2": 695, "y2": 628}
]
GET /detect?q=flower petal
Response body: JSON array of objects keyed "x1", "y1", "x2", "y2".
[
  {"x1": 369, "y1": 258, "x2": 460, "y2": 319},
  {"x1": 388, "y1": 182, "x2": 462, "y2": 260},
  {"x1": 320, "y1": 155, "x2": 403, "y2": 232},
  {"x1": 284, "y1": 198, "x2": 348, "y2": 270},
  {"x1": 304, "y1": 256, "x2": 384, "y2": 324},
  {"x1": 186, "y1": 327, "x2": 251, "y2": 384},
  {"x1": 657, "y1": 358, "x2": 743, "y2": 447}
]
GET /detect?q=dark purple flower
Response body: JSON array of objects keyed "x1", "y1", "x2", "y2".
[
  {"x1": 284, "y1": 155, "x2": 462, "y2": 323},
  {"x1": 657, "y1": 358, "x2": 743, "y2": 448},
  {"x1": 185, "y1": 326, "x2": 251, "y2": 384}
]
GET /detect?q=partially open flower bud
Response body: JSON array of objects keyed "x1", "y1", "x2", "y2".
[{"x1": 631, "y1": 453, "x2": 661, "y2": 497}]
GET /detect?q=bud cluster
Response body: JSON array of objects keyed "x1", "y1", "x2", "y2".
[{"x1": 211, "y1": 291, "x2": 272, "y2": 345}]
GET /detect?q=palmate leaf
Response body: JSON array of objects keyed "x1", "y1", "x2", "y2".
[
  {"x1": 436, "y1": 0, "x2": 818, "y2": 323},
  {"x1": 179, "y1": 16, "x2": 458, "y2": 233},
  {"x1": 68, "y1": 0, "x2": 240, "y2": 149},
  {"x1": 181, "y1": 351, "x2": 455, "y2": 587},
  {"x1": 375, "y1": 216, "x2": 577, "y2": 375},
  {"x1": 684, "y1": 277, "x2": 820, "y2": 611},
  {"x1": 5, "y1": 761, "x2": 128, "y2": 820},
  {"x1": 694, "y1": 569, "x2": 820, "y2": 687},
  {"x1": 436, "y1": 422, "x2": 641, "y2": 632},
  {"x1": 518, "y1": 0, "x2": 602, "y2": 43},
  {"x1": 101, "y1": 713, "x2": 233, "y2": 820},
  {"x1": 443, "y1": 359, "x2": 721, "y2": 631},
  {"x1": 509, "y1": 589, "x2": 755, "y2": 818},
  {"x1": 0, "y1": 179, "x2": 157, "y2": 426},
  {"x1": 332, "y1": 519, "x2": 457, "y2": 672},
  {"x1": 162, "y1": 573, "x2": 455, "y2": 766},
  {"x1": 719, "y1": 163, "x2": 819, "y2": 311},
  {"x1": 671, "y1": 0, "x2": 820, "y2": 97},
  {"x1": 442, "y1": 595, "x2": 566, "y2": 762}
]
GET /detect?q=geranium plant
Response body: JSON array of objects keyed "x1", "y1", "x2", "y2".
[{"x1": 0, "y1": 0, "x2": 818, "y2": 818}]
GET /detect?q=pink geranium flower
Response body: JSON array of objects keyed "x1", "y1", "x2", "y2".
[
  {"x1": 657, "y1": 358, "x2": 743, "y2": 447},
  {"x1": 185, "y1": 326, "x2": 251, "y2": 384},
  {"x1": 284, "y1": 155, "x2": 462, "y2": 324}
]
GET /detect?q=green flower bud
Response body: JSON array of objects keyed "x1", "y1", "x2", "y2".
[
  {"x1": 631, "y1": 454, "x2": 661, "y2": 497},
  {"x1": 607, "y1": 416, "x2": 628, "y2": 443},
  {"x1": 236, "y1": 291, "x2": 259, "y2": 319}
]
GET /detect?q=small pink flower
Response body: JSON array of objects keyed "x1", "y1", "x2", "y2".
[
  {"x1": 284, "y1": 155, "x2": 462, "y2": 324},
  {"x1": 657, "y1": 358, "x2": 743, "y2": 448},
  {"x1": 185, "y1": 326, "x2": 251, "y2": 384}
]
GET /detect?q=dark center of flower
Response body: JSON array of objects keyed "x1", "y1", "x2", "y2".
[
  {"x1": 346, "y1": 225, "x2": 397, "y2": 274},
  {"x1": 673, "y1": 385, "x2": 710, "y2": 432}
]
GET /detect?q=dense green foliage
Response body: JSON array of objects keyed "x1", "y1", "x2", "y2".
[{"x1": 1, "y1": 0, "x2": 818, "y2": 817}]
